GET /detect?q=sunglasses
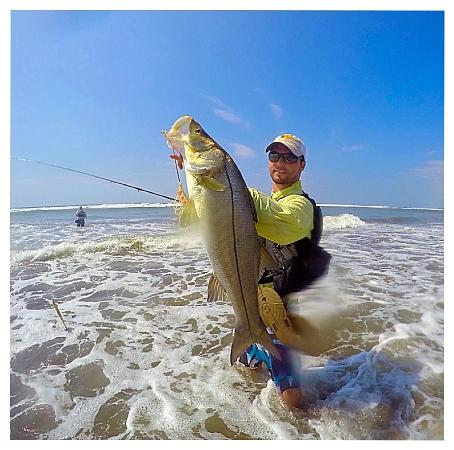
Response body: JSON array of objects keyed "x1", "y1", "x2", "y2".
[{"x1": 268, "y1": 151, "x2": 303, "y2": 164}]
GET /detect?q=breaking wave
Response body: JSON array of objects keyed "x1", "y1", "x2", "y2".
[
  {"x1": 11, "y1": 232, "x2": 203, "y2": 265},
  {"x1": 10, "y1": 213, "x2": 367, "y2": 265},
  {"x1": 323, "y1": 214, "x2": 367, "y2": 231}
]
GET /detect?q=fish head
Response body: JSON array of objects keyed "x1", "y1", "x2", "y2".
[
  {"x1": 163, "y1": 116, "x2": 215, "y2": 156},
  {"x1": 162, "y1": 115, "x2": 193, "y2": 154},
  {"x1": 186, "y1": 119, "x2": 216, "y2": 153}
]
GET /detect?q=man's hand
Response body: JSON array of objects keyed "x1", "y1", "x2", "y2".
[{"x1": 170, "y1": 153, "x2": 184, "y2": 170}]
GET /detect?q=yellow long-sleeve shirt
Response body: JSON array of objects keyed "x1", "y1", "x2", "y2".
[{"x1": 248, "y1": 181, "x2": 313, "y2": 245}]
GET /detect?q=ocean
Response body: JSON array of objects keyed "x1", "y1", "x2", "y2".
[{"x1": 10, "y1": 202, "x2": 444, "y2": 440}]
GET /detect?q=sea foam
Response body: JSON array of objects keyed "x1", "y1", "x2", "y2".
[{"x1": 323, "y1": 214, "x2": 367, "y2": 231}]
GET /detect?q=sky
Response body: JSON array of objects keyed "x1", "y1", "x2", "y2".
[{"x1": 9, "y1": 8, "x2": 444, "y2": 208}]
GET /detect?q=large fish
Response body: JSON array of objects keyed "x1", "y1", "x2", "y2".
[{"x1": 163, "y1": 115, "x2": 282, "y2": 364}]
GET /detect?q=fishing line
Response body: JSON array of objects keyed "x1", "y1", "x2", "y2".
[
  {"x1": 12, "y1": 156, "x2": 177, "y2": 202},
  {"x1": 172, "y1": 149, "x2": 182, "y2": 184}
]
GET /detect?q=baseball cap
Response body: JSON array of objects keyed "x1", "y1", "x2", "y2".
[{"x1": 265, "y1": 133, "x2": 307, "y2": 159}]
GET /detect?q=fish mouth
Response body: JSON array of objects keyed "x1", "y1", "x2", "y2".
[{"x1": 162, "y1": 115, "x2": 193, "y2": 154}]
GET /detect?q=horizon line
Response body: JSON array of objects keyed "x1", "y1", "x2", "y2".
[{"x1": 10, "y1": 201, "x2": 444, "y2": 212}]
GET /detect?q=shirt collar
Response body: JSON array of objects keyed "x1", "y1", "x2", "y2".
[{"x1": 271, "y1": 180, "x2": 303, "y2": 201}]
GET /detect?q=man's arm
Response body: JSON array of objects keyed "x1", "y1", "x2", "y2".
[{"x1": 248, "y1": 188, "x2": 313, "y2": 245}]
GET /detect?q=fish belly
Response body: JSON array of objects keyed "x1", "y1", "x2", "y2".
[{"x1": 190, "y1": 168, "x2": 280, "y2": 364}]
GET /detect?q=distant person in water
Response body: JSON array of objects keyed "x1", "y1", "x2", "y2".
[{"x1": 75, "y1": 206, "x2": 87, "y2": 227}]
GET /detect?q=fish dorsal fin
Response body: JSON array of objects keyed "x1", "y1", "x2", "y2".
[{"x1": 207, "y1": 273, "x2": 228, "y2": 303}]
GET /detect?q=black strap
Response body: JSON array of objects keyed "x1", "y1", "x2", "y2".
[{"x1": 301, "y1": 191, "x2": 323, "y2": 245}]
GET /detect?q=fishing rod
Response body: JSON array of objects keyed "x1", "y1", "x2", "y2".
[{"x1": 12, "y1": 156, "x2": 177, "y2": 202}]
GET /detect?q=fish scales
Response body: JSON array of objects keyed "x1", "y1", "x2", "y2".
[{"x1": 164, "y1": 116, "x2": 280, "y2": 364}]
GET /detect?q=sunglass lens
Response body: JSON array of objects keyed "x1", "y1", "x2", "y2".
[
  {"x1": 268, "y1": 152, "x2": 298, "y2": 163},
  {"x1": 284, "y1": 154, "x2": 298, "y2": 163}
]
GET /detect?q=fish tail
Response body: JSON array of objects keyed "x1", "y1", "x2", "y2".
[
  {"x1": 254, "y1": 328, "x2": 282, "y2": 361},
  {"x1": 230, "y1": 328, "x2": 281, "y2": 365},
  {"x1": 230, "y1": 330, "x2": 253, "y2": 366}
]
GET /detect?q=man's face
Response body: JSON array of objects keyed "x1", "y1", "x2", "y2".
[{"x1": 268, "y1": 143, "x2": 305, "y2": 189}]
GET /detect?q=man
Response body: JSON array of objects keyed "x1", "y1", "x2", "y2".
[
  {"x1": 75, "y1": 206, "x2": 87, "y2": 227},
  {"x1": 172, "y1": 133, "x2": 315, "y2": 409},
  {"x1": 237, "y1": 134, "x2": 313, "y2": 409}
]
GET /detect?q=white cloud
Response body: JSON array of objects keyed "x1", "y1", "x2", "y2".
[
  {"x1": 402, "y1": 160, "x2": 444, "y2": 179},
  {"x1": 341, "y1": 144, "x2": 367, "y2": 152},
  {"x1": 270, "y1": 103, "x2": 283, "y2": 119},
  {"x1": 203, "y1": 95, "x2": 228, "y2": 109},
  {"x1": 213, "y1": 108, "x2": 242, "y2": 124},
  {"x1": 230, "y1": 143, "x2": 255, "y2": 158},
  {"x1": 202, "y1": 94, "x2": 249, "y2": 126}
]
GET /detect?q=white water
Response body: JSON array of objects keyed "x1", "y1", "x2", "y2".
[{"x1": 10, "y1": 205, "x2": 444, "y2": 439}]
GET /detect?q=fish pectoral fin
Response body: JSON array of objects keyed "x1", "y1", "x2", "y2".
[
  {"x1": 207, "y1": 273, "x2": 228, "y2": 303},
  {"x1": 193, "y1": 174, "x2": 225, "y2": 192}
]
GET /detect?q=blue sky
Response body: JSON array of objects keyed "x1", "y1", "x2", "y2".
[{"x1": 10, "y1": 10, "x2": 444, "y2": 208}]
